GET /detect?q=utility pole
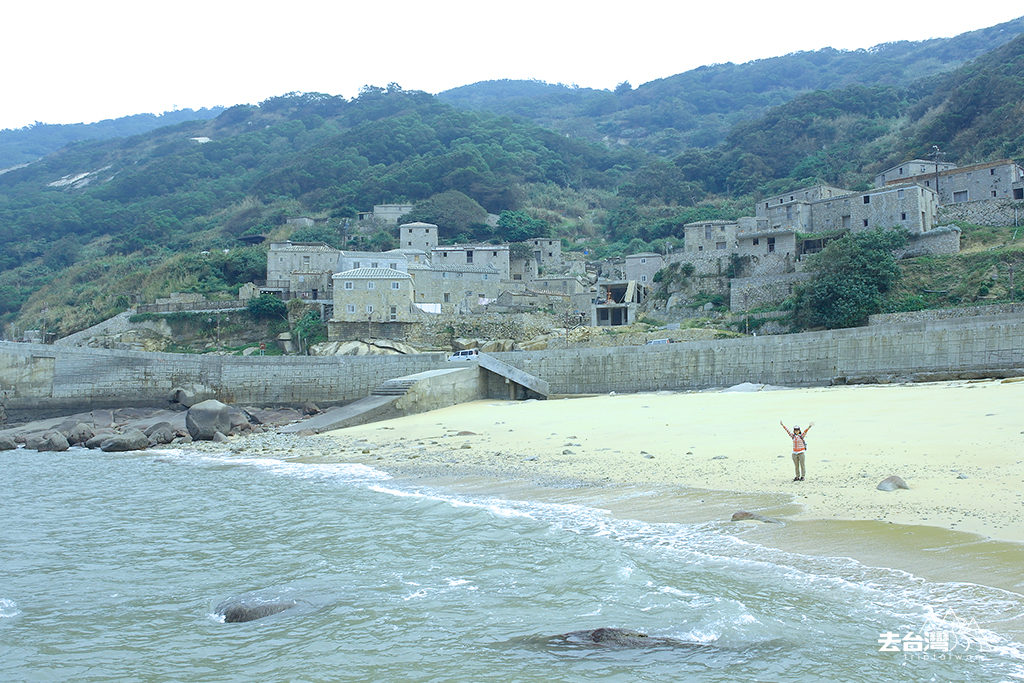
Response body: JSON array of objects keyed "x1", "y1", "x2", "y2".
[{"x1": 931, "y1": 145, "x2": 945, "y2": 199}]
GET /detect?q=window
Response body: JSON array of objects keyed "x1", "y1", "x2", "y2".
[
  {"x1": 513, "y1": 274, "x2": 522, "y2": 281},
  {"x1": 901, "y1": 212, "x2": 907, "y2": 221},
  {"x1": 302, "y1": 256, "x2": 310, "y2": 267},
  {"x1": 407, "y1": 241, "x2": 412, "y2": 246},
  {"x1": 391, "y1": 281, "x2": 400, "y2": 290},
  {"x1": 367, "y1": 281, "x2": 375, "y2": 290},
  {"x1": 991, "y1": 168, "x2": 996, "y2": 175},
  {"x1": 371, "y1": 262, "x2": 378, "y2": 268},
  {"x1": 992, "y1": 191, "x2": 997, "y2": 197},
  {"x1": 953, "y1": 190, "x2": 969, "y2": 203},
  {"x1": 389, "y1": 306, "x2": 397, "y2": 321},
  {"x1": 641, "y1": 275, "x2": 647, "y2": 283},
  {"x1": 353, "y1": 261, "x2": 360, "y2": 268},
  {"x1": 466, "y1": 251, "x2": 474, "y2": 264},
  {"x1": 442, "y1": 252, "x2": 448, "y2": 258},
  {"x1": 390, "y1": 262, "x2": 397, "y2": 269},
  {"x1": 1014, "y1": 188, "x2": 1023, "y2": 200},
  {"x1": 705, "y1": 226, "x2": 712, "y2": 239},
  {"x1": 752, "y1": 238, "x2": 759, "y2": 246},
  {"x1": 443, "y1": 293, "x2": 450, "y2": 303},
  {"x1": 698, "y1": 246, "x2": 704, "y2": 252},
  {"x1": 640, "y1": 258, "x2": 647, "y2": 264},
  {"x1": 767, "y1": 237, "x2": 776, "y2": 253},
  {"x1": 492, "y1": 251, "x2": 497, "y2": 256},
  {"x1": 863, "y1": 219, "x2": 869, "y2": 227},
  {"x1": 925, "y1": 180, "x2": 930, "y2": 187},
  {"x1": 716, "y1": 242, "x2": 726, "y2": 250},
  {"x1": 898, "y1": 189, "x2": 905, "y2": 199},
  {"x1": 346, "y1": 304, "x2": 355, "y2": 313},
  {"x1": 863, "y1": 195, "x2": 871, "y2": 204},
  {"x1": 344, "y1": 281, "x2": 353, "y2": 290},
  {"x1": 547, "y1": 252, "x2": 553, "y2": 257}
]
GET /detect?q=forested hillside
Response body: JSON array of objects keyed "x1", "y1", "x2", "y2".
[
  {"x1": 3, "y1": 19, "x2": 1024, "y2": 339},
  {"x1": 0, "y1": 108, "x2": 223, "y2": 169},
  {"x1": 440, "y1": 16, "x2": 1024, "y2": 156}
]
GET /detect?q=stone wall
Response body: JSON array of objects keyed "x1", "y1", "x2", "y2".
[
  {"x1": 729, "y1": 272, "x2": 811, "y2": 312},
  {"x1": 867, "y1": 303, "x2": 1024, "y2": 326},
  {"x1": 938, "y1": 199, "x2": 1024, "y2": 227},
  {"x1": 0, "y1": 342, "x2": 447, "y2": 419},
  {"x1": 4, "y1": 314, "x2": 1022, "y2": 418},
  {"x1": 491, "y1": 315, "x2": 1024, "y2": 394},
  {"x1": 896, "y1": 226, "x2": 962, "y2": 258}
]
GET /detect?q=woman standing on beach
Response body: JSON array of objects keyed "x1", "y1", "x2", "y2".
[{"x1": 781, "y1": 421, "x2": 813, "y2": 482}]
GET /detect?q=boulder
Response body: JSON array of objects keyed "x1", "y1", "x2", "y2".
[
  {"x1": 65, "y1": 423, "x2": 95, "y2": 446},
  {"x1": 24, "y1": 434, "x2": 47, "y2": 450},
  {"x1": 186, "y1": 400, "x2": 232, "y2": 440},
  {"x1": 301, "y1": 402, "x2": 321, "y2": 416},
  {"x1": 100, "y1": 429, "x2": 150, "y2": 452},
  {"x1": 147, "y1": 424, "x2": 177, "y2": 446},
  {"x1": 212, "y1": 431, "x2": 229, "y2": 443},
  {"x1": 877, "y1": 475, "x2": 909, "y2": 491},
  {"x1": 36, "y1": 432, "x2": 70, "y2": 452},
  {"x1": 226, "y1": 408, "x2": 254, "y2": 434},
  {"x1": 84, "y1": 431, "x2": 115, "y2": 449},
  {"x1": 0, "y1": 435, "x2": 18, "y2": 451},
  {"x1": 217, "y1": 599, "x2": 296, "y2": 623}
]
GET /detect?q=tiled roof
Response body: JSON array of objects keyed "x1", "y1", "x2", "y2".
[
  {"x1": 332, "y1": 267, "x2": 411, "y2": 279},
  {"x1": 269, "y1": 242, "x2": 339, "y2": 253},
  {"x1": 407, "y1": 262, "x2": 500, "y2": 274}
]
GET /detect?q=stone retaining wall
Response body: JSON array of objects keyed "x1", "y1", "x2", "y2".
[
  {"x1": 938, "y1": 199, "x2": 1024, "y2": 227},
  {"x1": 868, "y1": 303, "x2": 1024, "y2": 326},
  {"x1": 3, "y1": 314, "x2": 1022, "y2": 418}
]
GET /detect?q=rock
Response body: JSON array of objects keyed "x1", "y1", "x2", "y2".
[
  {"x1": 0, "y1": 435, "x2": 17, "y2": 450},
  {"x1": 65, "y1": 423, "x2": 95, "y2": 445},
  {"x1": 147, "y1": 424, "x2": 177, "y2": 446},
  {"x1": 212, "y1": 431, "x2": 229, "y2": 443},
  {"x1": 956, "y1": 473, "x2": 969, "y2": 479},
  {"x1": 557, "y1": 628, "x2": 695, "y2": 649},
  {"x1": 301, "y1": 402, "x2": 320, "y2": 416},
  {"x1": 100, "y1": 429, "x2": 150, "y2": 452},
  {"x1": 84, "y1": 431, "x2": 115, "y2": 449},
  {"x1": 37, "y1": 432, "x2": 70, "y2": 452},
  {"x1": 186, "y1": 400, "x2": 232, "y2": 440},
  {"x1": 24, "y1": 434, "x2": 47, "y2": 450},
  {"x1": 170, "y1": 387, "x2": 198, "y2": 408},
  {"x1": 217, "y1": 599, "x2": 296, "y2": 623},
  {"x1": 731, "y1": 510, "x2": 780, "y2": 523},
  {"x1": 877, "y1": 475, "x2": 909, "y2": 491},
  {"x1": 226, "y1": 407, "x2": 254, "y2": 434}
]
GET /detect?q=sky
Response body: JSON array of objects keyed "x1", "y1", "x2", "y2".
[{"x1": 2, "y1": 1, "x2": 1021, "y2": 131}]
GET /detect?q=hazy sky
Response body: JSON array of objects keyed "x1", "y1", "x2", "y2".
[{"x1": 2, "y1": 1, "x2": 1021, "y2": 130}]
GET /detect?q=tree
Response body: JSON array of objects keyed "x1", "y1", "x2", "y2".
[
  {"x1": 496, "y1": 210, "x2": 549, "y2": 242},
  {"x1": 398, "y1": 190, "x2": 489, "y2": 238},
  {"x1": 793, "y1": 228, "x2": 907, "y2": 329},
  {"x1": 246, "y1": 293, "x2": 287, "y2": 321}
]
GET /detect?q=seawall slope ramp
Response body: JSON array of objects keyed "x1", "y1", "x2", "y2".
[{"x1": 279, "y1": 366, "x2": 481, "y2": 434}]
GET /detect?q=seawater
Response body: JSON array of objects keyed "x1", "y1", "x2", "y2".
[{"x1": 2, "y1": 447, "x2": 1023, "y2": 682}]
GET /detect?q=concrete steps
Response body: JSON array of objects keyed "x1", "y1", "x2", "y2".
[{"x1": 370, "y1": 379, "x2": 418, "y2": 396}]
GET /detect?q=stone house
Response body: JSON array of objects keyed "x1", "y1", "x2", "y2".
[
  {"x1": 337, "y1": 250, "x2": 408, "y2": 273},
  {"x1": 330, "y1": 268, "x2": 415, "y2": 324},
  {"x1": 623, "y1": 252, "x2": 664, "y2": 286},
  {"x1": 509, "y1": 254, "x2": 538, "y2": 283},
  {"x1": 809, "y1": 183, "x2": 939, "y2": 235},
  {"x1": 357, "y1": 203, "x2": 415, "y2": 225},
  {"x1": 264, "y1": 241, "x2": 342, "y2": 301},
  {"x1": 528, "y1": 237, "x2": 563, "y2": 270},
  {"x1": 881, "y1": 159, "x2": 1024, "y2": 204},
  {"x1": 530, "y1": 275, "x2": 587, "y2": 295},
  {"x1": 407, "y1": 262, "x2": 504, "y2": 313},
  {"x1": 430, "y1": 244, "x2": 511, "y2": 281},
  {"x1": 399, "y1": 222, "x2": 440, "y2": 252},
  {"x1": 874, "y1": 159, "x2": 957, "y2": 187},
  {"x1": 756, "y1": 185, "x2": 848, "y2": 231}
]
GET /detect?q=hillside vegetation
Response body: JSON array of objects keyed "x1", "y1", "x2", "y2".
[{"x1": 2, "y1": 19, "x2": 1024, "y2": 338}]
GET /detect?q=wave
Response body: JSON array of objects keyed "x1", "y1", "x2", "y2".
[{"x1": 0, "y1": 598, "x2": 20, "y2": 618}]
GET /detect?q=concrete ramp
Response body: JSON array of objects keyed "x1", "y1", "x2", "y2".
[
  {"x1": 279, "y1": 366, "x2": 482, "y2": 434},
  {"x1": 478, "y1": 353, "x2": 548, "y2": 399}
]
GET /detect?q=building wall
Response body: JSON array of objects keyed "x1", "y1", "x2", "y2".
[
  {"x1": 331, "y1": 271, "x2": 415, "y2": 324},
  {"x1": 399, "y1": 223, "x2": 439, "y2": 252},
  {"x1": 756, "y1": 185, "x2": 848, "y2": 219},
  {"x1": 683, "y1": 221, "x2": 740, "y2": 253},
  {"x1": 624, "y1": 254, "x2": 664, "y2": 285},
  {"x1": 431, "y1": 246, "x2": 511, "y2": 280},
  {"x1": 810, "y1": 185, "x2": 937, "y2": 234},
  {"x1": 874, "y1": 160, "x2": 956, "y2": 187},
  {"x1": 409, "y1": 266, "x2": 504, "y2": 312},
  {"x1": 266, "y1": 242, "x2": 341, "y2": 282},
  {"x1": 372, "y1": 204, "x2": 414, "y2": 224},
  {"x1": 885, "y1": 161, "x2": 1024, "y2": 204},
  {"x1": 510, "y1": 256, "x2": 538, "y2": 282},
  {"x1": 338, "y1": 251, "x2": 408, "y2": 273},
  {"x1": 529, "y1": 238, "x2": 563, "y2": 268}
]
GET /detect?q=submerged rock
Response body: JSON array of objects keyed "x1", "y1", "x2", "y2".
[
  {"x1": 556, "y1": 628, "x2": 699, "y2": 649},
  {"x1": 731, "y1": 511, "x2": 781, "y2": 524},
  {"x1": 877, "y1": 475, "x2": 909, "y2": 491},
  {"x1": 100, "y1": 429, "x2": 150, "y2": 452},
  {"x1": 217, "y1": 599, "x2": 296, "y2": 623}
]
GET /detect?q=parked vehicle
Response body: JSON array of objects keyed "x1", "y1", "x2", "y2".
[
  {"x1": 447, "y1": 348, "x2": 480, "y2": 361},
  {"x1": 645, "y1": 339, "x2": 670, "y2": 345}
]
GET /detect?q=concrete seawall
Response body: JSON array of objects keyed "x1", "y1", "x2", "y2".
[{"x1": 2, "y1": 313, "x2": 1022, "y2": 418}]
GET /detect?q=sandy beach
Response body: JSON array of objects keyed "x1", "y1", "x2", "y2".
[{"x1": 326, "y1": 379, "x2": 1024, "y2": 544}]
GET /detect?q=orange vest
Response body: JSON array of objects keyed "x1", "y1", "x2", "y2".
[{"x1": 792, "y1": 433, "x2": 807, "y2": 453}]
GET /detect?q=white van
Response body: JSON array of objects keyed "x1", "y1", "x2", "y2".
[{"x1": 447, "y1": 348, "x2": 480, "y2": 362}]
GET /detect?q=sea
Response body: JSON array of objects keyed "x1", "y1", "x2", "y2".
[{"x1": 2, "y1": 445, "x2": 1023, "y2": 682}]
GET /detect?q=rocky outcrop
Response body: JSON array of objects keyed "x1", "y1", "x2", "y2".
[
  {"x1": 144, "y1": 421, "x2": 177, "y2": 445},
  {"x1": 186, "y1": 400, "x2": 232, "y2": 440},
  {"x1": 877, "y1": 475, "x2": 909, "y2": 491},
  {"x1": 64, "y1": 423, "x2": 95, "y2": 446},
  {"x1": 0, "y1": 435, "x2": 17, "y2": 450},
  {"x1": 311, "y1": 339, "x2": 419, "y2": 356},
  {"x1": 36, "y1": 432, "x2": 70, "y2": 452}
]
